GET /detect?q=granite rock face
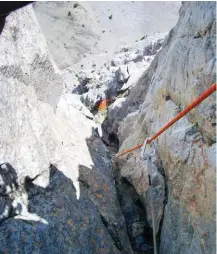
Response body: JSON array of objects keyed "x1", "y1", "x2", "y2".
[
  {"x1": 0, "y1": 6, "x2": 133, "y2": 253},
  {"x1": 74, "y1": 34, "x2": 166, "y2": 114},
  {"x1": 33, "y1": 1, "x2": 100, "y2": 70},
  {"x1": 0, "y1": 5, "x2": 63, "y2": 109},
  {"x1": 115, "y1": 2, "x2": 216, "y2": 254},
  {"x1": 0, "y1": 2, "x2": 216, "y2": 254},
  {"x1": 33, "y1": 1, "x2": 180, "y2": 70}
]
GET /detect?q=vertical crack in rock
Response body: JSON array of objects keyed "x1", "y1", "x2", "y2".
[
  {"x1": 0, "y1": 1, "x2": 215, "y2": 254},
  {"x1": 111, "y1": 160, "x2": 156, "y2": 254},
  {"x1": 155, "y1": 162, "x2": 168, "y2": 250}
]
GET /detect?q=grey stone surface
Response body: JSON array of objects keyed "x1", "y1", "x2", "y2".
[
  {"x1": 0, "y1": 6, "x2": 63, "y2": 110},
  {"x1": 116, "y1": 150, "x2": 165, "y2": 235},
  {"x1": 0, "y1": 6, "x2": 133, "y2": 253},
  {"x1": 34, "y1": 1, "x2": 180, "y2": 70},
  {"x1": 0, "y1": 2, "x2": 215, "y2": 254},
  {"x1": 74, "y1": 34, "x2": 166, "y2": 113},
  {"x1": 115, "y1": 2, "x2": 216, "y2": 254},
  {"x1": 0, "y1": 138, "x2": 133, "y2": 254},
  {"x1": 115, "y1": 174, "x2": 154, "y2": 253},
  {"x1": 115, "y1": 65, "x2": 129, "y2": 83}
]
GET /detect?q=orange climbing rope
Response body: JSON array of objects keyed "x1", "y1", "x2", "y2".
[{"x1": 116, "y1": 83, "x2": 216, "y2": 158}]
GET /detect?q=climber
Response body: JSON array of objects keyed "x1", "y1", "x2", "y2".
[
  {"x1": 97, "y1": 97, "x2": 116, "y2": 111},
  {"x1": 98, "y1": 99, "x2": 109, "y2": 111},
  {"x1": 0, "y1": 1, "x2": 33, "y2": 34}
]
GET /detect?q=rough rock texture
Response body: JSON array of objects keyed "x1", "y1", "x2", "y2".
[
  {"x1": 73, "y1": 34, "x2": 166, "y2": 113},
  {"x1": 0, "y1": 2, "x2": 215, "y2": 254},
  {"x1": 33, "y1": 1, "x2": 100, "y2": 70},
  {"x1": 0, "y1": 6, "x2": 133, "y2": 253},
  {"x1": 0, "y1": 6, "x2": 63, "y2": 109},
  {"x1": 0, "y1": 140, "x2": 133, "y2": 253},
  {"x1": 114, "y1": 2, "x2": 216, "y2": 254},
  {"x1": 34, "y1": 1, "x2": 181, "y2": 70},
  {"x1": 114, "y1": 164, "x2": 154, "y2": 253}
]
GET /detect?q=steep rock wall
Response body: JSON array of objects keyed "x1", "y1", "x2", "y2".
[
  {"x1": 0, "y1": 6, "x2": 132, "y2": 253},
  {"x1": 0, "y1": 6, "x2": 63, "y2": 109},
  {"x1": 115, "y1": 2, "x2": 216, "y2": 254}
]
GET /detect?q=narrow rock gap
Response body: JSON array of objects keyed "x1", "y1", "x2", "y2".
[
  {"x1": 94, "y1": 115, "x2": 155, "y2": 253},
  {"x1": 99, "y1": 213, "x2": 124, "y2": 252},
  {"x1": 0, "y1": 2, "x2": 215, "y2": 253},
  {"x1": 156, "y1": 162, "x2": 169, "y2": 250},
  {"x1": 112, "y1": 160, "x2": 154, "y2": 254},
  {"x1": 99, "y1": 110, "x2": 167, "y2": 253},
  {"x1": 93, "y1": 105, "x2": 156, "y2": 253}
]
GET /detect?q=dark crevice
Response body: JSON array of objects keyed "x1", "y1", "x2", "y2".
[
  {"x1": 98, "y1": 100, "x2": 167, "y2": 254},
  {"x1": 113, "y1": 165, "x2": 154, "y2": 253},
  {"x1": 78, "y1": 177, "x2": 90, "y2": 190},
  {"x1": 165, "y1": 95, "x2": 171, "y2": 101},
  {"x1": 24, "y1": 174, "x2": 41, "y2": 192},
  {"x1": 100, "y1": 114, "x2": 155, "y2": 253},
  {"x1": 78, "y1": 161, "x2": 126, "y2": 252},
  {"x1": 100, "y1": 214, "x2": 124, "y2": 252},
  {"x1": 116, "y1": 87, "x2": 130, "y2": 97},
  {"x1": 198, "y1": 125, "x2": 216, "y2": 146},
  {"x1": 0, "y1": 209, "x2": 17, "y2": 226},
  {"x1": 72, "y1": 77, "x2": 91, "y2": 95},
  {"x1": 156, "y1": 162, "x2": 168, "y2": 251},
  {"x1": 108, "y1": 132, "x2": 119, "y2": 148},
  {"x1": 85, "y1": 114, "x2": 93, "y2": 120}
]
